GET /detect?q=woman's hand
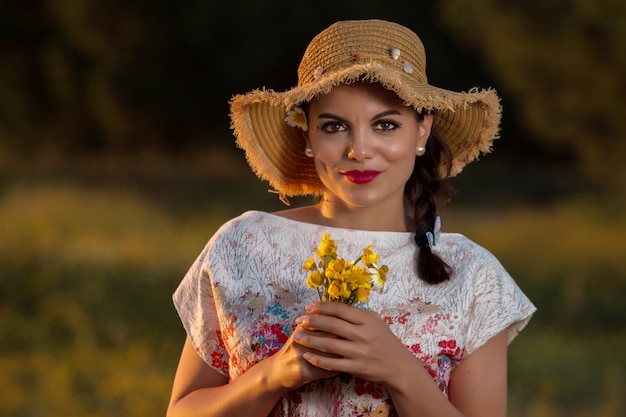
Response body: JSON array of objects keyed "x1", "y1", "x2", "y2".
[
  {"x1": 167, "y1": 330, "x2": 341, "y2": 417},
  {"x1": 265, "y1": 324, "x2": 341, "y2": 392},
  {"x1": 292, "y1": 302, "x2": 419, "y2": 386}
]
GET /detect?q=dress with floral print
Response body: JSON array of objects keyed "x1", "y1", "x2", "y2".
[{"x1": 173, "y1": 211, "x2": 536, "y2": 417}]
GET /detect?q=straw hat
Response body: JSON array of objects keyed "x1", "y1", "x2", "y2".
[{"x1": 230, "y1": 19, "x2": 502, "y2": 198}]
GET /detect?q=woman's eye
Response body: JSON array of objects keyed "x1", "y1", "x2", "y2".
[
  {"x1": 320, "y1": 122, "x2": 346, "y2": 133},
  {"x1": 375, "y1": 120, "x2": 400, "y2": 131}
]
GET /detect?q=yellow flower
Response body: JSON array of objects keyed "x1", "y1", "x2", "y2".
[
  {"x1": 303, "y1": 234, "x2": 389, "y2": 306},
  {"x1": 370, "y1": 264, "x2": 388, "y2": 288},
  {"x1": 350, "y1": 266, "x2": 371, "y2": 285},
  {"x1": 378, "y1": 265, "x2": 388, "y2": 286},
  {"x1": 356, "y1": 286, "x2": 371, "y2": 303},
  {"x1": 317, "y1": 233, "x2": 337, "y2": 257},
  {"x1": 285, "y1": 106, "x2": 308, "y2": 131},
  {"x1": 327, "y1": 279, "x2": 349, "y2": 299},
  {"x1": 303, "y1": 257, "x2": 316, "y2": 271},
  {"x1": 325, "y1": 258, "x2": 346, "y2": 279},
  {"x1": 361, "y1": 245, "x2": 379, "y2": 266},
  {"x1": 306, "y1": 271, "x2": 324, "y2": 289}
]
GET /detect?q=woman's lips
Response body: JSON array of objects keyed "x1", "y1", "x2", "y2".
[{"x1": 343, "y1": 170, "x2": 381, "y2": 184}]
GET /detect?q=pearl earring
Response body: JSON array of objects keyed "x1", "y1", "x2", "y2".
[
  {"x1": 416, "y1": 146, "x2": 426, "y2": 156},
  {"x1": 305, "y1": 147, "x2": 314, "y2": 158}
]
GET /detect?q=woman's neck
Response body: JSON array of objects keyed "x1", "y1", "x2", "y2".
[{"x1": 316, "y1": 199, "x2": 410, "y2": 232}]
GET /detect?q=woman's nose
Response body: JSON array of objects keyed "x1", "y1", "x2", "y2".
[{"x1": 347, "y1": 130, "x2": 375, "y2": 160}]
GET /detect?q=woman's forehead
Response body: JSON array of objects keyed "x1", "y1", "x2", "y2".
[{"x1": 309, "y1": 82, "x2": 408, "y2": 112}]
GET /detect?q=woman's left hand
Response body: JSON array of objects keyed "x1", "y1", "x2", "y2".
[{"x1": 293, "y1": 301, "x2": 420, "y2": 385}]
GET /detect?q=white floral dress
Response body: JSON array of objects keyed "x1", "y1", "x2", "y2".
[{"x1": 173, "y1": 211, "x2": 536, "y2": 417}]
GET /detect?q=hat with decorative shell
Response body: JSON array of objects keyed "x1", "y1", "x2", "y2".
[{"x1": 230, "y1": 19, "x2": 502, "y2": 198}]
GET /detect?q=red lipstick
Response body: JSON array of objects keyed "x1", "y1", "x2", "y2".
[{"x1": 343, "y1": 170, "x2": 381, "y2": 184}]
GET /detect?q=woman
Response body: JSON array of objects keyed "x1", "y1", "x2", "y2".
[{"x1": 168, "y1": 19, "x2": 536, "y2": 417}]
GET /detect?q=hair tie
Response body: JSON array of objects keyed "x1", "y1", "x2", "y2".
[{"x1": 425, "y1": 216, "x2": 441, "y2": 253}]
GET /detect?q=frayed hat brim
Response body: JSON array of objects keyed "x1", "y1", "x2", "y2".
[{"x1": 230, "y1": 20, "x2": 502, "y2": 198}]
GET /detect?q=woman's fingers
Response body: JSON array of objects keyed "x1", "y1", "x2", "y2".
[
  {"x1": 292, "y1": 303, "x2": 416, "y2": 384},
  {"x1": 293, "y1": 326, "x2": 344, "y2": 352},
  {"x1": 302, "y1": 351, "x2": 348, "y2": 372},
  {"x1": 304, "y1": 301, "x2": 367, "y2": 324},
  {"x1": 295, "y1": 302, "x2": 380, "y2": 340},
  {"x1": 269, "y1": 328, "x2": 340, "y2": 390},
  {"x1": 292, "y1": 326, "x2": 352, "y2": 373}
]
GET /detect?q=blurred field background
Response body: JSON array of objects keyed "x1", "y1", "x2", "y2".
[{"x1": 1, "y1": 1, "x2": 625, "y2": 416}]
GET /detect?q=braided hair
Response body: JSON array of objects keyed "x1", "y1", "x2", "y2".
[{"x1": 405, "y1": 115, "x2": 453, "y2": 284}]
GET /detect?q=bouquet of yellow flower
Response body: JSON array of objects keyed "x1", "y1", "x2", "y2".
[{"x1": 303, "y1": 234, "x2": 389, "y2": 306}]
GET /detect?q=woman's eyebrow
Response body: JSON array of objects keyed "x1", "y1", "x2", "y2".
[
  {"x1": 372, "y1": 109, "x2": 402, "y2": 119},
  {"x1": 317, "y1": 112, "x2": 346, "y2": 121},
  {"x1": 316, "y1": 109, "x2": 402, "y2": 122}
]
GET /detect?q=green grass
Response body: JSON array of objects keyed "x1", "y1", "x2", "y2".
[
  {"x1": 443, "y1": 202, "x2": 626, "y2": 417},
  {"x1": 0, "y1": 184, "x2": 206, "y2": 417},
  {"x1": 1, "y1": 153, "x2": 624, "y2": 416}
]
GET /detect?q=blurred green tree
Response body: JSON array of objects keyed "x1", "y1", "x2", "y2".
[
  {"x1": 5, "y1": 0, "x2": 620, "y2": 198},
  {"x1": 439, "y1": 0, "x2": 626, "y2": 192},
  {"x1": 0, "y1": 0, "x2": 476, "y2": 153}
]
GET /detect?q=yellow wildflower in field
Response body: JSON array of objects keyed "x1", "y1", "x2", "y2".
[{"x1": 303, "y1": 234, "x2": 388, "y2": 306}]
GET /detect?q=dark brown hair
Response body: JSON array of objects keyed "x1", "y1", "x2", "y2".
[{"x1": 405, "y1": 115, "x2": 453, "y2": 284}]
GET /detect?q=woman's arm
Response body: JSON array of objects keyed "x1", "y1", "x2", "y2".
[
  {"x1": 294, "y1": 302, "x2": 508, "y2": 417},
  {"x1": 386, "y1": 329, "x2": 508, "y2": 417},
  {"x1": 167, "y1": 331, "x2": 340, "y2": 417},
  {"x1": 447, "y1": 329, "x2": 508, "y2": 417},
  {"x1": 167, "y1": 337, "x2": 279, "y2": 417}
]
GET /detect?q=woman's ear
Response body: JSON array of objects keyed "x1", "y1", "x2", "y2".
[
  {"x1": 418, "y1": 113, "x2": 434, "y2": 148},
  {"x1": 301, "y1": 129, "x2": 311, "y2": 148},
  {"x1": 301, "y1": 130, "x2": 314, "y2": 158}
]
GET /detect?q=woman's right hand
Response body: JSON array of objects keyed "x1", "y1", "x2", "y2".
[
  {"x1": 265, "y1": 324, "x2": 340, "y2": 392},
  {"x1": 167, "y1": 328, "x2": 340, "y2": 417}
]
